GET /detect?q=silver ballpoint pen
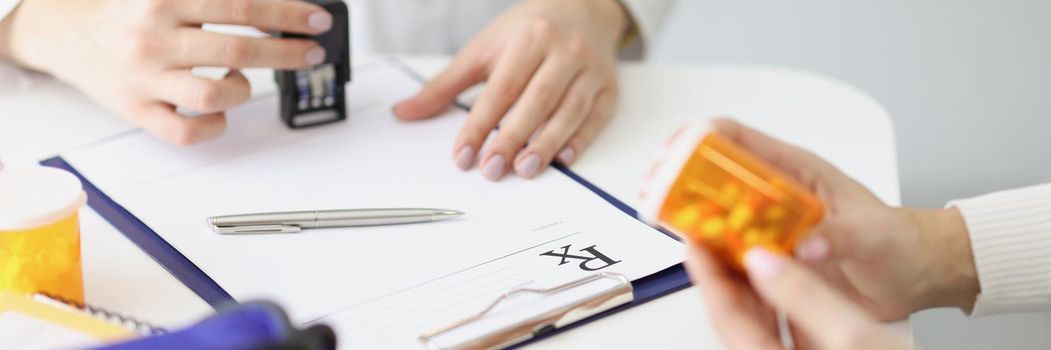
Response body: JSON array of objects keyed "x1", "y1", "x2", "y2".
[{"x1": 208, "y1": 208, "x2": 465, "y2": 234}]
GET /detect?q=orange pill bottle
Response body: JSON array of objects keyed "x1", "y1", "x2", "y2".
[
  {"x1": 0, "y1": 165, "x2": 87, "y2": 304},
  {"x1": 639, "y1": 122, "x2": 823, "y2": 269}
]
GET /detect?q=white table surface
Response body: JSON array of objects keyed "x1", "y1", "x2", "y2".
[{"x1": 0, "y1": 56, "x2": 900, "y2": 349}]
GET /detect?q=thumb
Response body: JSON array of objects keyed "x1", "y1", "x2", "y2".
[
  {"x1": 795, "y1": 222, "x2": 858, "y2": 264},
  {"x1": 709, "y1": 118, "x2": 830, "y2": 191},
  {"x1": 393, "y1": 54, "x2": 487, "y2": 120},
  {"x1": 710, "y1": 118, "x2": 871, "y2": 204},
  {"x1": 798, "y1": 210, "x2": 892, "y2": 265},
  {"x1": 742, "y1": 247, "x2": 894, "y2": 350}
]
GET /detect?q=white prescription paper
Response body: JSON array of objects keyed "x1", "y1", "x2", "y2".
[{"x1": 64, "y1": 59, "x2": 684, "y2": 349}]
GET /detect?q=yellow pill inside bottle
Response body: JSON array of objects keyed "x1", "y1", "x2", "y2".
[
  {"x1": 0, "y1": 165, "x2": 87, "y2": 304},
  {"x1": 639, "y1": 122, "x2": 823, "y2": 270}
]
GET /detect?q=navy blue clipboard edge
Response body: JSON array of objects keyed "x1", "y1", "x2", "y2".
[
  {"x1": 41, "y1": 156, "x2": 234, "y2": 304},
  {"x1": 40, "y1": 59, "x2": 691, "y2": 346}
]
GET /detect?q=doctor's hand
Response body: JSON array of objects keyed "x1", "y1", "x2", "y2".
[
  {"x1": 686, "y1": 244, "x2": 912, "y2": 350},
  {"x1": 393, "y1": 0, "x2": 630, "y2": 181},
  {"x1": 710, "y1": 118, "x2": 980, "y2": 321},
  {"x1": 0, "y1": 0, "x2": 332, "y2": 145}
]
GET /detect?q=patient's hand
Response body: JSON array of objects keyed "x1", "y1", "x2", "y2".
[
  {"x1": 709, "y1": 118, "x2": 980, "y2": 321},
  {"x1": 393, "y1": 0, "x2": 630, "y2": 181},
  {"x1": 686, "y1": 244, "x2": 913, "y2": 350},
  {"x1": 0, "y1": 0, "x2": 333, "y2": 145}
]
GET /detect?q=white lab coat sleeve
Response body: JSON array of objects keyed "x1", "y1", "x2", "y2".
[
  {"x1": 617, "y1": 0, "x2": 674, "y2": 59},
  {"x1": 948, "y1": 183, "x2": 1051, "y2": 316},
  {"x1": 0, "y1": 0, "x2": 18, "y2": 20},
  {"x1": 0, "y1": 0, "x2": 31, "y2": 94}
]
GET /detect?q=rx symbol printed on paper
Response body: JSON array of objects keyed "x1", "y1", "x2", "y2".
[{"x1": 539, "y1": 244, "x2": 621, "y2": 271}]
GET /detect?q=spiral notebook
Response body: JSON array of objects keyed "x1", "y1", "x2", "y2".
[{"x1": 0, "y1": 292, "x2": 162, "y2": 350}]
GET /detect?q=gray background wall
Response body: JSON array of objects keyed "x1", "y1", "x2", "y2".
[{"x1": 647, "y1": 0, "x2": 1051, "y2": 348}]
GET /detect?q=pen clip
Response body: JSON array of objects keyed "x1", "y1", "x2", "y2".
[{"x1": 213, "y1": 224, "x2": 302, "y2": 234}]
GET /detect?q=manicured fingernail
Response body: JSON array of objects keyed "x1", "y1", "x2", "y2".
[
  {"x1": 743, "y1": 248, "x2": 785, "y2": 280},
  {"x1": 308, "y1": 12, "x2": 333, "y2": 32},
  {"x1": 305, "y1": 47, "x2": 326, "y2": 65},
  {"x1": 796, "y1": 236, "x2": 830, "y2": 262},
  {"x1": 454, "y1": 146, "x2": 475, "y2": 171},
  {"x1": 483, "y1": 155, "x2": 506, "y2": 181},
  {"x1": 557, "y1": 147, "x2": 576, "y2": 164},
  {"x1": 516, "y1": 154, "x2": 541, "y2": 178}
]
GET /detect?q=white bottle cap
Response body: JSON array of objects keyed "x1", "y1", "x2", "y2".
[
  {"x1": 0, "y1": 166, "x2": 87, "y2": 231},
  {"x1": 637, "y1": 121, "x2": 712, "y2": 226}
]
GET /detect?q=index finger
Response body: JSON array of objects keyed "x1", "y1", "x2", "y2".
[
  {"x1": 457, "y1": 36, "x2": 545, "y2": 180},
  {"x1": 685, "y1": 244, "x2": 784, "y2": 350},
  {"x1": 742, "y1": 248, "x2": 880, "y2": 349},
  {"x1": 175, "y1": 0, "x2": 333, "y2": 34},
  {"x1": 709, "y1": 118, "x2": 830, "y2": 191}
]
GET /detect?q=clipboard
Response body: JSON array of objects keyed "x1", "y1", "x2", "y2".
[{"x1": 40, "y1": 60, "x2": 691, "y2": 349}]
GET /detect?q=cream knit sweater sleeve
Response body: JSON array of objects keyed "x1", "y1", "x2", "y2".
[{"x1": 949, "y1": 183, "x2": 1051, "y2": 316}]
